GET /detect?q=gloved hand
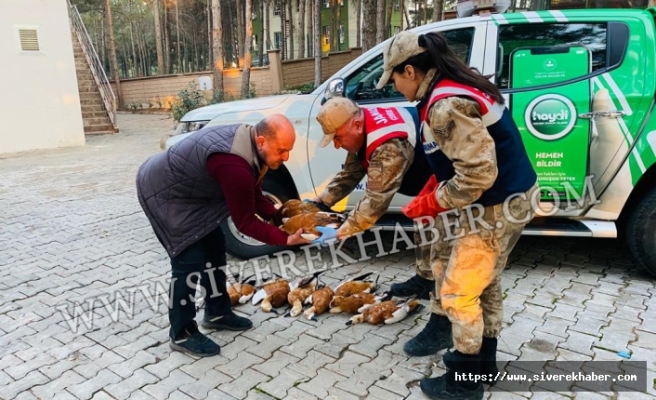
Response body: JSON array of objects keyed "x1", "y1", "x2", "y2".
[
  {"x1": 311, "y1": 226, "x2": 338, "y2": 247},
  {"x1": 402, "y1": 176, "x2": 448, "y2": 219}
]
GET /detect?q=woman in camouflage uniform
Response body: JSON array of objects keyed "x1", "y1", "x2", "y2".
[{"x1": 376, "y1": 31, "x2": 539, "y2": 400}]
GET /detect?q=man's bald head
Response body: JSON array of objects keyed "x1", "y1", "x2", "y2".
[{"x1": 255, "y1": 114, "x2": 296, "y2": 170}]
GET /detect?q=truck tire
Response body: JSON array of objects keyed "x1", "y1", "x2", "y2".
[
  {"x1": 222, "y1": 181, "x2": 294, "y2": 260},
  {"x1": 626, "y1": 186, "x2": 656, "y2": 277}
]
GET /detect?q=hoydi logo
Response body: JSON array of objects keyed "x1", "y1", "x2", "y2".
[
  {"x1": 543, "y1": 58, "x2": 557, "y2": 70},
  {"x1": 525, "y1": 94, "x2": 576, "y2": 141}
]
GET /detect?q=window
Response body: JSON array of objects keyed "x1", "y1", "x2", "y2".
[
  {"x1": 274, "y1": 1, "x2": 281, "y2": 15},
  {"x1": 324, "y1": 0, "x2": 330, "y2": 7},
  {"x1": 344, "y1": 28, "x2": 474, "y2": 102},
  {"x1": 339, "y1": 24, "x2": 345, "y2": 44},
  {"x1": 393, "y1": 26, "x2": 401, "y2": 36},
  {"x1": 496, "y1": 23, "x2": 608, "y2": 90},
  {"x1": 274, "y1": 32, "x2": 281, "y2": 49},
  {"x1": 252, "y1": 34, "x2": 258, "y2": 48}
]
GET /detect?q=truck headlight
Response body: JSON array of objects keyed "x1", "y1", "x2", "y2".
[{"x1": 175, "y1": 120, "x2": 210, "y2": 135}]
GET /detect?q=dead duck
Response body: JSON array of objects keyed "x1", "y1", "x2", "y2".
[
  {"x1": 226, "y1": 274, "x2": 257, "y2": 306},
  {"x1": 303, "y1": 285, "x2": 335, "y2": 321},
  {"x1": 271, "y1": 199, "x2": 321, "y2": 227},
  {"x1": 285, "y1": 271, "x2": 325, "y2": 318},
  {"x1": 346, "y1": 297, "x2": 423, "y2": 325},
  {"x1": 251, "y1": 276, "x2": 292, "y2": 313},
  {"x1": 334, "y1": 272, "x2": 379, "y2": 297},
  {"x1": 280, "y1": 212, "x2": 344, "y2": 240},
  {"x1": 329, "y1": 292, "x2": 383, "y2": 314}
]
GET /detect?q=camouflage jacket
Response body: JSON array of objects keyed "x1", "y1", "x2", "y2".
[{"x1": 319, "y1": 138, "x2": 414, "y2": 238}]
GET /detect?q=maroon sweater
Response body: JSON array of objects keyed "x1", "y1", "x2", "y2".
[{"x1": 207, "y1": 153, "x2": 288, "y2": 246}]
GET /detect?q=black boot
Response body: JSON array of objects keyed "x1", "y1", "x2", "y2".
[
  {"x1": 389, "y1": 274, "x2": 434, "y2": 300},
  {"x1": 420, "y1": 351, "x2": 484, "y2": 400},
  {"x1": 443, "y1": 337, "x2": 498, "y2": 385},
  {"x1": 169, "y1": 322, "x2": 221, "y2": 357},
  {"x1": 404, "y1": 313, "x2": 453, "y2": 356},
  {"x1": 202, "y1": 311, "x2": 253, "y2": 331}
]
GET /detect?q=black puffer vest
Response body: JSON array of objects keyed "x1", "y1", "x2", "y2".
[{"x1": 136, "y1": 124, "x2": 264, "y2": 257}]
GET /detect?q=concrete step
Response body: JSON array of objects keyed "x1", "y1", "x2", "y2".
[
  {"x1": 84, "y1": 124, "x2": 117, "y2": 134},
  {"x1": 80, "y1": 104, "x2": 106, "y2": 112},
  {"x1": 80, "y1": 100, "x2": 104, "y2": 107},
  {"x1": 79, "y1": 92, "x2": 102, "y2": 101},
  {"x1": 82, "y1": 110, "x2": 109, "y2": 118},
  {"x1": 83, "y1": 117, "x2": 111, "y2": 127}
]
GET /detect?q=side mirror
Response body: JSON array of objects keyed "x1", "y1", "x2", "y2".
[{"x1": 324, "y1": 78, "x2": 345, "y2": 100}]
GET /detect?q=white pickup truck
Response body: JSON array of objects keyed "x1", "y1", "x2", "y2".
[{"x1": 165, "y1": 8, "x2": 656, "y2": 277}]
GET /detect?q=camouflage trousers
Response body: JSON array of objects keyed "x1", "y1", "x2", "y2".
[{"x1": 414, "y1": 184, "x2": 538, "y2": 354}]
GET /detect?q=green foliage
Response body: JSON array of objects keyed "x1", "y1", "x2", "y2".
[
  {"x1": 243, "y1": 83, "x2": 257, "y2": 99},
  {"x1": 171, "y1": 82, "x2": 205, "y2": 122}
]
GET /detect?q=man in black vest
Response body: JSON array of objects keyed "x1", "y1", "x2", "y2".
[{"x1": 136, "y1": 114, "x2": 309, "y2": 357}]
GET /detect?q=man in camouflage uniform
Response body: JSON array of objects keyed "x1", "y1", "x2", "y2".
[{"x1": 309, "y1": 97, "x2": 433, "y2": 264}]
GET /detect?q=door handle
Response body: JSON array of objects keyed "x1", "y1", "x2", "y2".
[{"x1": 579, "y1": 110, "x2": 625, "y2": 119}]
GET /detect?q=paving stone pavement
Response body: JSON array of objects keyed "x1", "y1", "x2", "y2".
[{"x1": 1, "y1": 113, "x2": 656, "y2": 400}]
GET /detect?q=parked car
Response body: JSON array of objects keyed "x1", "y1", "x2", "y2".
[{"x1": 165, "y1": 8, "x2": 656, "y2": 277}]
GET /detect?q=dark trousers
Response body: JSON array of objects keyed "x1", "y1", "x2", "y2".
[{"x1": 168, "y1": 227, "x2": 232, "y2": 339}]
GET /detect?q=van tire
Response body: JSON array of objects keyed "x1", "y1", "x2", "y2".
[
  {"x1": 625, "y1": 186, "x2": 656, "y2": 277},
  {"x1": 222, "y1": 181, "x2": 294, "y2": 260}
]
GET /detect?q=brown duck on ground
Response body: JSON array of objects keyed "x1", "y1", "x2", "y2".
[
  {"x1": 329, "y1": 292, "x2": 383, "y2": 314},
  {"x1": 251, "y1": 277, "x2": 291, "y2": 313},
  {"x1": 334, "y1": 272, "x2": 379, "y2": 297},
  {"x1": 286, "y1": 271, "x2": 325, "y2": 317},
  {"x1": 346, "y1": 297, "x2": 423, "y2": 325},
  {"x1": 303, "y1": 285, "x2": 335, "y2": 321},
  {"x1": 226, "y1": 274, "x2": 257, "y2": 306}
]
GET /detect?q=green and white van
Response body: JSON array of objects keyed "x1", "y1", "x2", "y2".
[{"x1": 167, "y1": 8, "x2": 656, "y2": 277}]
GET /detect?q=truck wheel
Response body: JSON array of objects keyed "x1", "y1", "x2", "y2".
[
  {"x1": 626, "y1": 186, "x2": 656, "y2": 277},
  {"x1": 222, "y1": 181, "x2": 293, "y2": 260}
]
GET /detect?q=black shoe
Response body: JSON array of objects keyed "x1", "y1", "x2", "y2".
[
  {"x1": 170, "y1": 330, "x2": 221, "y2": 357},
  {"x1": 202, "y1": 311, "x2": 253, "y2": 331},
  {"x1": 389, "y1": 274, "x2": 434, "y2": 300},
  {"x1": 420, "y1": 351, "x2": 483, "y2": 400},
  {"x1": 443, "y1": 337, "x2": 499, "y2": 385},
  {"x1": 404, "y1": 313, "x2": 453, "y2": 357}
]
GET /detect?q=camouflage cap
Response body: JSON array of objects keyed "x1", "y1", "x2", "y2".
[
  {"x1": 316, "y1": 97, "x2": 360, "y2": 148},
  {"x1": 376, "y1": 31, "x2": 427, "y2": 89}
]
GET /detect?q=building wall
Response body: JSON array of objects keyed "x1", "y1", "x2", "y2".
[
  {"x1": 0, "y1": 0, "x2": 85, "y2": 154},
  {"x1": 110, "y1": 48, "x2": 363, "y2": 109}
]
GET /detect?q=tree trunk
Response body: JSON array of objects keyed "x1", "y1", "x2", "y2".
[
  {"x1": 288, "y1": 0, "x2": 294, "y2": 60},
  {"x1": 242, "y1": 0, "x2": 253, "y2": 97},
  {"x1": 355, "y1": 0, "x2": 361, "y2": 47},
  {"x1": 314, "y1": 0, "x2": 321, "y2": 86},
  {"x1": 237, "y1": 0, "x2": 245, "y2": 66},
  {"x1": 375, "y1": 0, "x2": 385, "y2": 43},
  {"x1": 433, "y1": 0, "x2": 443, "y2": 21},
  {"x1": 280, "y1": 0, "x2": 286, "y2": 59},
  {"x1": 298, "y1": 0, "x2": 305, "y2": 59},
  {"x1": 177, "y1": 0, "x2": 182, "y2": 73},
  {"x1": 212, "y1": 0, "x2": 224, "y2": 91},
  {"x1": 225, "y1": 0, "x2": 234, "y2": 67},
  {"x1": 164, "y1": 5, "x2": 171, "y2": 73},
  {"x1": 331, "y1": 0, "x2": 339, "y2": 52},
  {"x1": 105, "y1": 0, "x2": 122, "y2": 108},
  {"x1": 362, "y1": 0, "x2": 376, "y2": 51},
  {"x1": 100, "y1": 18, "x2": 106, "y2": 72},
  {"x1": 400, "y1": 0, "x2": 404, "y2": 30},
  {"x1": 265, "y1": 0, "x2": 272, "y2": 51},
  {"x1": 153, "y1": 0, "x2": 165, "y2": 75},
  {"x1": 306, "y1": 0, "x2": 313, "y2": 56},
  {"x1": 385, "y1": 0, "x2": 393, "y2": 38},
  {"x1": 259, "y1": 0, "x2": 265, "y2": 65}
]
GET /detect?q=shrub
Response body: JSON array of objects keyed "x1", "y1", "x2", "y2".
[{"x1": 171, "y1": 82, "x2": 205, "y2": 122}]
